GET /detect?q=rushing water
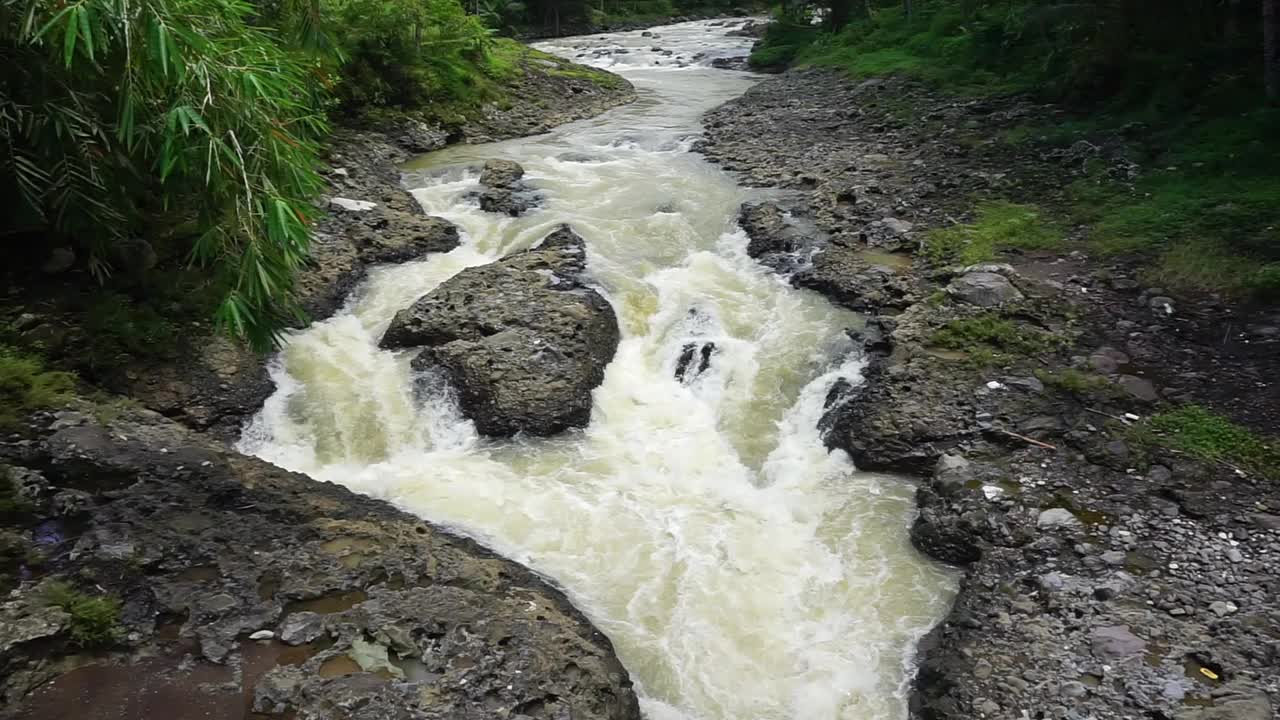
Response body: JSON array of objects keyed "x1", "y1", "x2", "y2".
[{"x1": 240, "y1": 20, "x2": 956, "y2": 720}]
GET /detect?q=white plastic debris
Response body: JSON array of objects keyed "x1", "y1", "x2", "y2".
[
  {"x1": 982, "y1": 485, "x2": 1005, "y2": 500},
  {"x1": 986, "y1": 380, "x2": 1005, "y2": 390},
  {"x1": 249, "y1": 630, "x2": 275, "y2": 641}
]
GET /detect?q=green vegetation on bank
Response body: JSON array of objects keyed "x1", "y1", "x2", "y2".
[
  {"x1": 753, "y1": 0, "x2": 1280, "y2": 299},
  {"x1": 42, "y1": 581, "x2": 124, "y2": 648},
  {"x1": 929, "y1": 312, "x2": 1065, "y2": 365},
  {"x1": 923, "y1": 202, "x2": 1060, "y2": 265},
  {"x1": 1, "y1": 0, "x2": 641, "y2": 356},
  {"x1": 0, "y1": 346, "x2": 75, "y2": 430},
  {"x1": 1132, "y1": 405, "x2": 1280, "y2": 480}
]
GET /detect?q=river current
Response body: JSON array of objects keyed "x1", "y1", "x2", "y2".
[{"x1": 239, "y1": 19, "x2": 956, "y2": 720}]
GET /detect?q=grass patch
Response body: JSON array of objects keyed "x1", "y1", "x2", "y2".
[
  {"x1": 42, "y1": 581, "x2": 123, "y2": 648},
  {"x1": 1133, "y1": 405, "x2": 1280, "y2": 479},
  {"x1": 930, "y1": 313, "x2": 1066, "y2": 363},
  {"x1": 923, "y1": 201, "x2": 1061, "y2": 265},
  {"x1": 1035, "y1": 368, "x2": 1113, "y2": 398},
  {"x1": 0, "y1": 345, "x2": 76, "y2": 429},
  {"x1": 0, "y1": 466, "x2": 33, "y2": 519}
]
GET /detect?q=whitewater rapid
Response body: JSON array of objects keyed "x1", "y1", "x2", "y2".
[{"x1": 239, "y1": 19, "x2": 955, "y2": 720}]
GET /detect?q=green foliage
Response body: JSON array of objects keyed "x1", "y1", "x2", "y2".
[
  {"x1": 1135, "y1": 405, "x2": 1280, "y2": 480},
  {"x1": 1, "y1": 0, "x2": 329, "y2": 349},
  {"x1": 756, "y1": 1, "x2": 1268, "y2": 103},
  {"x1": 0, "y1": 345, "x2": 76, "y2": 429},
  {"x1": 1067, "y1": 107, "x2": 1280, "y2": 298},
  {"x1": 923, "y1": 201, "x2": 1061, "y2": 265},
  {"x1": 930, "y1": 313, "x2": 1064, "y2": 361},
  {"x1": 328, "y1": 0, "x2": 498, "y2": 112},
  {"x1": 0, "y1": 466, "x2": 33, "y2": 519},
  {"x1": 1035, "y1": 368, "x2": 1112, "y2": 397},
  {"x1": 749, "y1": 10, "x2": 819, "y2": 68},
  {"x1": 42, "y1": 581, "x2": 123, "y2": 648}
]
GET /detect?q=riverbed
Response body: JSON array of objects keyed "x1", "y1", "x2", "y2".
[{"x1": 239, "y1": 19, "x2": 955, "y2": 720}]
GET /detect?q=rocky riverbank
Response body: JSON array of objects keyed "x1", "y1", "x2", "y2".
[
  {"x1": 702, "y1": 70, "x2": 1280, "y2": 719},
  {"x1": 0, "y1": 55, "x2": 639, "y2": 720},
  {"x1": 117, "y1": 56, "x2": 637, "y2": 441}
]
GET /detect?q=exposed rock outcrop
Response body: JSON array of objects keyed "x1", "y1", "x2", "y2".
[
  {"x1": 381, "y1": 226, "x2": 620, "y2": 436},
  {"x1": 476, "y1": 159, "x2": 539, "y2": 216},
  {"x1": 0, "y1": 404, "x2": 641, "y2": 719}
]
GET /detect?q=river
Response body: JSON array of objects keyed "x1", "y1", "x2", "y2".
[{"x1": 239, "y1": 19, "x2": 956, "y2": 720}]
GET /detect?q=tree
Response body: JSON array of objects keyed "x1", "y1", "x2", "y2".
[{"x1": 1266, "y1": 0, "x2": 1280, "y2": 100}]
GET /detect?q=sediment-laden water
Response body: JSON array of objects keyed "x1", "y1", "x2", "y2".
[{"x1": 240, "y1": 20, "x2": 955, "y2": 720}]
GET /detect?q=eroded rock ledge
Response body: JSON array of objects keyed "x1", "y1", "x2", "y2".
[
  {"x1": 0, "y1": 404, "x2": 641, "y2": 719},
  {"x1": 382, "y1": 226, "x2": 620, "y2": 437}
]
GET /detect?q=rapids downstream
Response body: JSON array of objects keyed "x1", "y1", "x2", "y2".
[{"x1": 240, "y1": 20, "x2": 956, "y2": 720}]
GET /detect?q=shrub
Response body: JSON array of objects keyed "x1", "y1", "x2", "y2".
[{"x1": 42, "y1": 581, "x2": 123, "y2": 648}]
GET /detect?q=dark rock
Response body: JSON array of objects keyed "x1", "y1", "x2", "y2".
[
  {"x1": 479, "y1": 159, "x2": 525, "y2": 188},
  {"x1": 0, "y1": 407, "x2": 641, "y2": 719},
  {"x1": 738, "y1": 202, "x2": 805, "y2": 258},
  {"x1": 675, "y1": 342, "x2": 716, "y2": 383},
  {"x1": 1116, "y1": 374, "x2": 1159, "y2": 403},
  {"x1": 477, "y1": 159, "x2": 538, "y2": 216},
  {"x1": 794, "y1": 250, "x2": 916, "y2": 311},
  {"x1": 382, "y1": 226, "x2": 619, "y2": 436}
]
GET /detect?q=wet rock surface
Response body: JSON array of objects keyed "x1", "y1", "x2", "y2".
[
  {"x1": 381, "y1": 226, "x2": 620, "y2": 436},
  {"x1": 702, "y1": 69, "x2": 1280, "y2": 719},
  {"x1": 0, "y1": 405, "x2": 641, "y2": 719},
  {"x1": 475, "y1": 159, "x2": 539, "y2": 216}
]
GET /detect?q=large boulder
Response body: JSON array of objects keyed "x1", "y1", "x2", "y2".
[
  {"x1": 381, "y1": 226, "x2": 619, "y2": 436},
  {"x1": 477, "y1": 159, "x2": 538, "y2": 216}
]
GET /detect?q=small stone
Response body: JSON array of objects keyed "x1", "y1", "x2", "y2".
[
  {"x1": 1038, "y1": 572, "x2": 1065, "y2": 593},
  {"x1": 1149, "y1": 296, "x2": 1175, "y2": 314},
  {"x1": 946, "y1": 272, "x2": 1024, "y2": 307},
  {"x1": 13, "y1": 313, "x2": 40, "y2": 332},
  {"x1": 1227, "y1": 548, "x2": 1244, "y2": 563},
  {"x1": 1100, "y1": 550, "x2": 1125, "y2": 565},
  {"x1": 1060, "y1": 681, "x2": 1088, "y2": 699},
  {"x1": 1208, "y1": 601, "x2": 1238, "y2": 616},
  {"x1": 1090, "y1": 625, "x2": 1146, "y2": 659},
  {"x1": 1117, "y1": 375, "x2": 1160, "y2": 403},
  {"x1": 1038, "y1": 508, "x2": 1082, "y2": 530},
  {"x1": 1004, "y1": 376, "x2": 1044, "y2": 393},
  {"x1": 279, "y1": 611, "x2": 325, "y2": 646}
]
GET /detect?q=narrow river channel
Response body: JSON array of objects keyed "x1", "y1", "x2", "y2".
[{"x1": 240, "y1": 19, "x2": 956, "y2": 720}]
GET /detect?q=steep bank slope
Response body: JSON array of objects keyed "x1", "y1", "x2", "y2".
[{"x1": 701, "y1": 70, "x2": 1280, "y2": 719}]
